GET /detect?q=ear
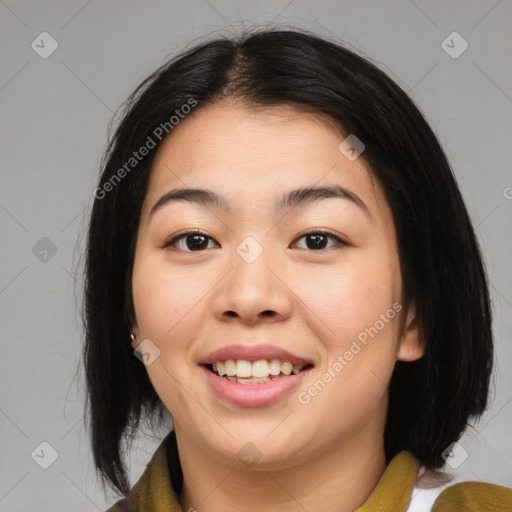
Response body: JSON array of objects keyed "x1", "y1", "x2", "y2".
[{"x1": 397, "y1": 302, "x2": 424, "y2": 362}]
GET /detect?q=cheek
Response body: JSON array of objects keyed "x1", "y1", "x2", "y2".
[
  {"x1": 293, "y1": 251, "x2": 400, "y2": 411},
  {"x1": 296, "y1": 307, "x2": 398, "y2": 438},
  {"x1": 131, "y1": 255, "x2": 209, "y2": 414},
  {"x1": 131, "y1": 253, "x2": 205, "y2": 339},
  {"x1": 295, "y1": 253, "x2": 398, "y2": 348}
]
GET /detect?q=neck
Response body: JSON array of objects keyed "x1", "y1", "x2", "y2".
[{"x1": 175, "y1": 425, "x2": 387, "y2": 512}]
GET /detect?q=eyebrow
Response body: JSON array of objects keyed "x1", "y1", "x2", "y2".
[{"x1": 148, "y1": 185, "x2": 371, "y2": 221}]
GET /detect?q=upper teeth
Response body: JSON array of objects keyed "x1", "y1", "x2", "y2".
[{"x1": 212, "y1": 359, "x2": 305, "y2": 378}]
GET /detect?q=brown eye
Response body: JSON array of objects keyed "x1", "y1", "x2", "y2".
[
  {"x1": 163, "y1": 231, "x2": 218, "y2": 252},
  {"x1": 294, "y1": 231, "x2": 347, "y2": 251},
  {"x1": 163, "y1": 229, "x2": 346, "y2": 253}
]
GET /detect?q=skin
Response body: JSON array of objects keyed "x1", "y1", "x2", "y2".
[{"x1": 130, "y1": 100, "x2": 424, "y2": 512}]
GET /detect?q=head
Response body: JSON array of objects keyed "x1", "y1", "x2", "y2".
[{"x1": 82, "y1": 28, "x2": 493, "y2": 497}]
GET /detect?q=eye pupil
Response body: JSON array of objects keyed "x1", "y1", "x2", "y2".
[
  {"x1": 186, "y1": 234, "x2": 208, "y2": 251},
  {"x1": 306, "y1": 234, "x2": 328, "y2": 250}
]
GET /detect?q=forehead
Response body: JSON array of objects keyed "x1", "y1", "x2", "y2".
[{"x1": 141, "y1": 101, "x2": 387, "y2": 223}]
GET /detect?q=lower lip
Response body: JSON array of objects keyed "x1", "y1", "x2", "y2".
[{"x1": 201, "y1": 366, "x2": 312, "y2": 407}]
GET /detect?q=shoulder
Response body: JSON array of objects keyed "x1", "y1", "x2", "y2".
[
  {"x1": 431, "y1": 481, "x2": 512, "y2": 511},
  {"x1": 407, "y1": 466, "x2": 512, "y2": 512},
  {"x1": 104, "y1": 497, "x2": 130, "y2": 512},
  {"x1": 103, "y1": 430, "x2": 182, "y2": 512}
]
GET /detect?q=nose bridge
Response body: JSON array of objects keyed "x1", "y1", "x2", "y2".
[
  {"x1": 231, "y1": 234, "x2": 275, "y2": 298},
  {"x1": 212, "y1": 234, "x2": 291, "y2": 322}
]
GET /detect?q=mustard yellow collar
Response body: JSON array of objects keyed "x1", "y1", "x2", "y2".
[
  {"x1": 354, "y1": 450, "x2": 419, "y2": 511},
  {"x1": 106, "y1": 431, "x2": 421, "y2": 512}
]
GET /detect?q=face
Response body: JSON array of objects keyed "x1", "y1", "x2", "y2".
[{"x1": 130, "y1": 101, "x2": 422, "y2": 469}]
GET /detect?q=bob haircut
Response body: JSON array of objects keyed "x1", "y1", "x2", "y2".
[{"x1": 82, "y1": 27, "x2": 493, "y2": 497}]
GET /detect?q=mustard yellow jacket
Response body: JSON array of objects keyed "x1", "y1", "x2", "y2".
[{"x1": 105, "y1": 431, "x2": 512, "y2": 511}]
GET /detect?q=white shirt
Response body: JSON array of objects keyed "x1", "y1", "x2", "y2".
[{"x1": 406, "y1": 466, "x2": 455, "y2": 511}]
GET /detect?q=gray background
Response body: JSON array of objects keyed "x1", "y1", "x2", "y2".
[{"x1": 1, "y1": 0, "x2": 511, "y2": 510}]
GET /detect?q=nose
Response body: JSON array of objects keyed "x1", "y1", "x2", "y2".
[{"x1": 211, "y1": 244, "x2": 292, "y2": 325}]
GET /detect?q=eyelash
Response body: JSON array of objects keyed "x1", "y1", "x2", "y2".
[{"x1": 162, "y1": 229, "x2": 348, "y2": 252}]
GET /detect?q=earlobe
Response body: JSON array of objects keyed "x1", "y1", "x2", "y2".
[{"x1": 397, "y1": 305, "x2": 425, "y2": 362}]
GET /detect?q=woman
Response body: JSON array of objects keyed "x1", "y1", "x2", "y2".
[{"x1": 82, "y1": 28, "x2": 512, "y2": 511}]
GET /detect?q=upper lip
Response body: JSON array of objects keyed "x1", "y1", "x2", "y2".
[{"x1": 200, "y1": 344, "x2": 314, "y2": 366}]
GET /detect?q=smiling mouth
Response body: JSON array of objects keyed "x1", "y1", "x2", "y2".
[{"x1": 204, "y1": 359, "x2": 313, "y2": 385}]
